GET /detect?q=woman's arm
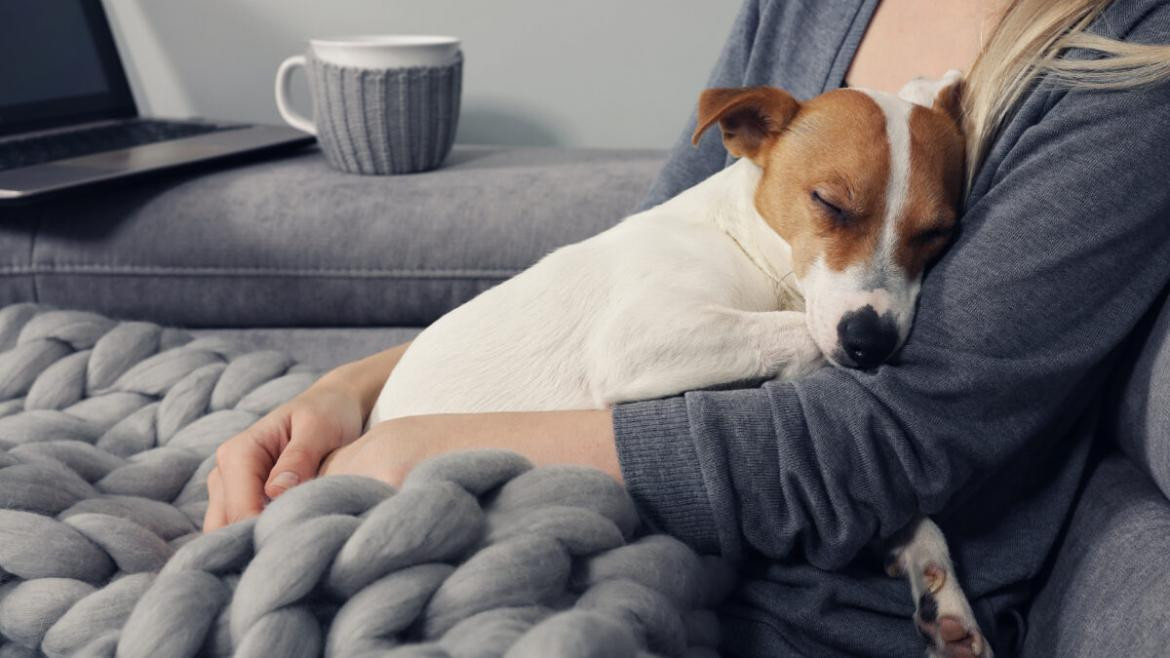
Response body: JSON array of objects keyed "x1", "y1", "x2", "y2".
[
  {"x1": 317, "y1": 341, "x2": 411, "y2": 416},
  {"x1": 320, "y1": 410, "x2": 620, "y2": 487}
]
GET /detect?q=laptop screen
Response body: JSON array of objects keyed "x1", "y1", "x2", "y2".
[{"x1": 0, "y1": 0, "x2": 136, "y2": 137}]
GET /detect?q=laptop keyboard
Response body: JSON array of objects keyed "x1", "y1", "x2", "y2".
[{"x1": 0, "y1": 120, "x2": 237, "y2": 172}]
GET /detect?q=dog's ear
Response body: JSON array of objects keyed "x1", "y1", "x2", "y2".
[
  {"x1": 931, "y1": 71, "x2": 964, "y2": 133},
  {"x1": 899, "y1": 69, "x2": 965, "y2": 133},
  {"x1": 691, "y1": 86, "x2": 799, "y2": 163}
]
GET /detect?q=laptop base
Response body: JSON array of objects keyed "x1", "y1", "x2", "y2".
[{"x1": 0, "y1": 124, "x2": 315, "y2": 204}]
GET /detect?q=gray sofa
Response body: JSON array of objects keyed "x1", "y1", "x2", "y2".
[{"x1": 1, "y1": 146, "x2": 1167, "y2": 657}]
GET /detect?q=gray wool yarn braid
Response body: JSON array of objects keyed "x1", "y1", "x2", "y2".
[{"x1": 0, "y1": 304, "x2": 733, "y2": 657}]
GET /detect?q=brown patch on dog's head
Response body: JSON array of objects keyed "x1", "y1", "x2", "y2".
[
  {"x1": 896, "y1": 102, "x2": 965, "y2": 279},
  {"x1": 932, "y1": 76, "x2": 964, "y2": 132},
  {"x1": 750, "y1": 89, "x2": 893, "y2": 277}
]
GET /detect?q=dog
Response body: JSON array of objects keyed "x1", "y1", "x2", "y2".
[{"x1": 369, "y1": 71, "x2": 987, "y2": 657}]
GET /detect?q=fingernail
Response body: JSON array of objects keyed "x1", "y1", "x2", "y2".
[{"x1": 270, "y1": 471, "x2": 300, "y2": 491}]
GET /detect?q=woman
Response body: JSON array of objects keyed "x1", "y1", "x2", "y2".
[{"x1": 205, "y1": 1, "x2": 1170, "y2": 655}]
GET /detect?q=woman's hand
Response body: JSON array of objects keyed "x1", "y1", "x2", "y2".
[
  {"x1": 319, "y1": 410, "x2": 622, "y2": 488},
  {"x1": 318, "y1": 417, "x2": 426, "y2": 487},
  {"x1": 203, "y1": 380, "x2": 366, "y2": 531},
  {"x1": 203, "y1": 342, "x2": 410, "y2": 532}
]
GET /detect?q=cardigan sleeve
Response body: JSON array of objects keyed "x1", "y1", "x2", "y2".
[{"x1": 615, "y1": 68, "x2": 1170, "y2": 566}]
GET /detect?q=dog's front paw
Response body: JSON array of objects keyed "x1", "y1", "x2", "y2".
[
  {"x1": 776, "y1": 325, "x2": 826, "y2": 380},
  {"x1": 913, "y1": 563, "x2": 991, "y2": 658}
]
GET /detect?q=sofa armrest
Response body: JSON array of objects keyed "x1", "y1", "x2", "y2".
[{"x1": 0, "y1": 146, "x2": 663, "y2": 328}]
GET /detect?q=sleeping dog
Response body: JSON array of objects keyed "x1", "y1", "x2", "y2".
[{"x1": 369, "y1": 71, "x2": 987, "y2": 658}]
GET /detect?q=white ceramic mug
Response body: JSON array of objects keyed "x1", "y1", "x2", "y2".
[{"x1": 275, "y1": 35, "x2": 461, "y2": 134}]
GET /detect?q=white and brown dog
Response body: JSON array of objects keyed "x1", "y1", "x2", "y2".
[{"x1": 370, "y1": 71, "x2": 987, "y2": 657}]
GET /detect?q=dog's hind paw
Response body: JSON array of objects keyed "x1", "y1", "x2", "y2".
[{"x1": 914, "y1": 563, "x2": 992, "y2": 658}]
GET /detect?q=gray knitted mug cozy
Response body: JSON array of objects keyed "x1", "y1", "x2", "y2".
[{"x1": 306, "y1": 52, "x2": 462, "y2": 175}]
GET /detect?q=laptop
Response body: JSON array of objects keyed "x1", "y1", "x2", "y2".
[{"x1": 0, "y1": 1, "x2": 314, "y2": 204}]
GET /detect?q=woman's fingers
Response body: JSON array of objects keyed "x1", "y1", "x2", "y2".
[
  {"x1": 203, "y1": 467, "x2": 227, "y2": 532},
  {"x1": 203, "y1": 382, "x2": 366, "y2": 527},
  {"x1": 215, "y1": 433, "x2": 273, "y2": 526},
  {"x1": 264, "y1": 413, "x2": 344, "y2": 499}
]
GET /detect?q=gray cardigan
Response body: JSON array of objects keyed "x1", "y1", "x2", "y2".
[{"x1": 612, "y1": 1, "x2": 1170, "y2": 655}]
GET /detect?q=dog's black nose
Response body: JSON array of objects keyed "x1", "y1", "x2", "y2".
[{"x1": 837, "y1": 306, "x2": 899, "y2": 369}]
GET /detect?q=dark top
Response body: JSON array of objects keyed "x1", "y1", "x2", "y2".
[{"x1": 612, "y1": 1, "x2": 1170, "y2": 655}]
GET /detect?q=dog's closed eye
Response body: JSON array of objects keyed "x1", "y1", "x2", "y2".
[
  {"x1": 811, "y1": 189, "x2": 851, "y2": 224},
  {"x1": 912, "y1": 227, "x2": 954, "y2": 246}
]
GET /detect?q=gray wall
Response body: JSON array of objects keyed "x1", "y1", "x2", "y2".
[{"x1": 101, "y1": 1, "x2": 737, "y2": 149}]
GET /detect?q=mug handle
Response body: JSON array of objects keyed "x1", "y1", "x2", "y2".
[{"x1": 274, "y1": 55, "x2": 317, "y2": 135}]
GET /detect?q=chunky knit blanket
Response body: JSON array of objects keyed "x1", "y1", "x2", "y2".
[{"x1": 0, "y1": 305, "x2": 731, "y2": 658}]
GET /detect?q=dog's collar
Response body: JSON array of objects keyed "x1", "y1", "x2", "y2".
[{"x1": 700, "y1": 158, "x2": 806, "y2": 309}]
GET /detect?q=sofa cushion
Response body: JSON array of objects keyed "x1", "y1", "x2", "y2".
[
  {"x1": 1109, "y1": 287, "x2": 1170, "y2": 500},
  {"x1": 0, "y1": 146, "x2": 663, "y2": 328},
  {"x1": 1022, "y1": 454, "x2": 1170, "y2": 657}
]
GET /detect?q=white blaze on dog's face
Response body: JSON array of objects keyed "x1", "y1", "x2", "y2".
[{"x1": 692, "y1": 72, "x2": 965, "y2": 369}]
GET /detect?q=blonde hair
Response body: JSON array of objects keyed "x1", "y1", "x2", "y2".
[{"x1": 965, "y1": 0, "x2": 1170, "y2": 182}]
